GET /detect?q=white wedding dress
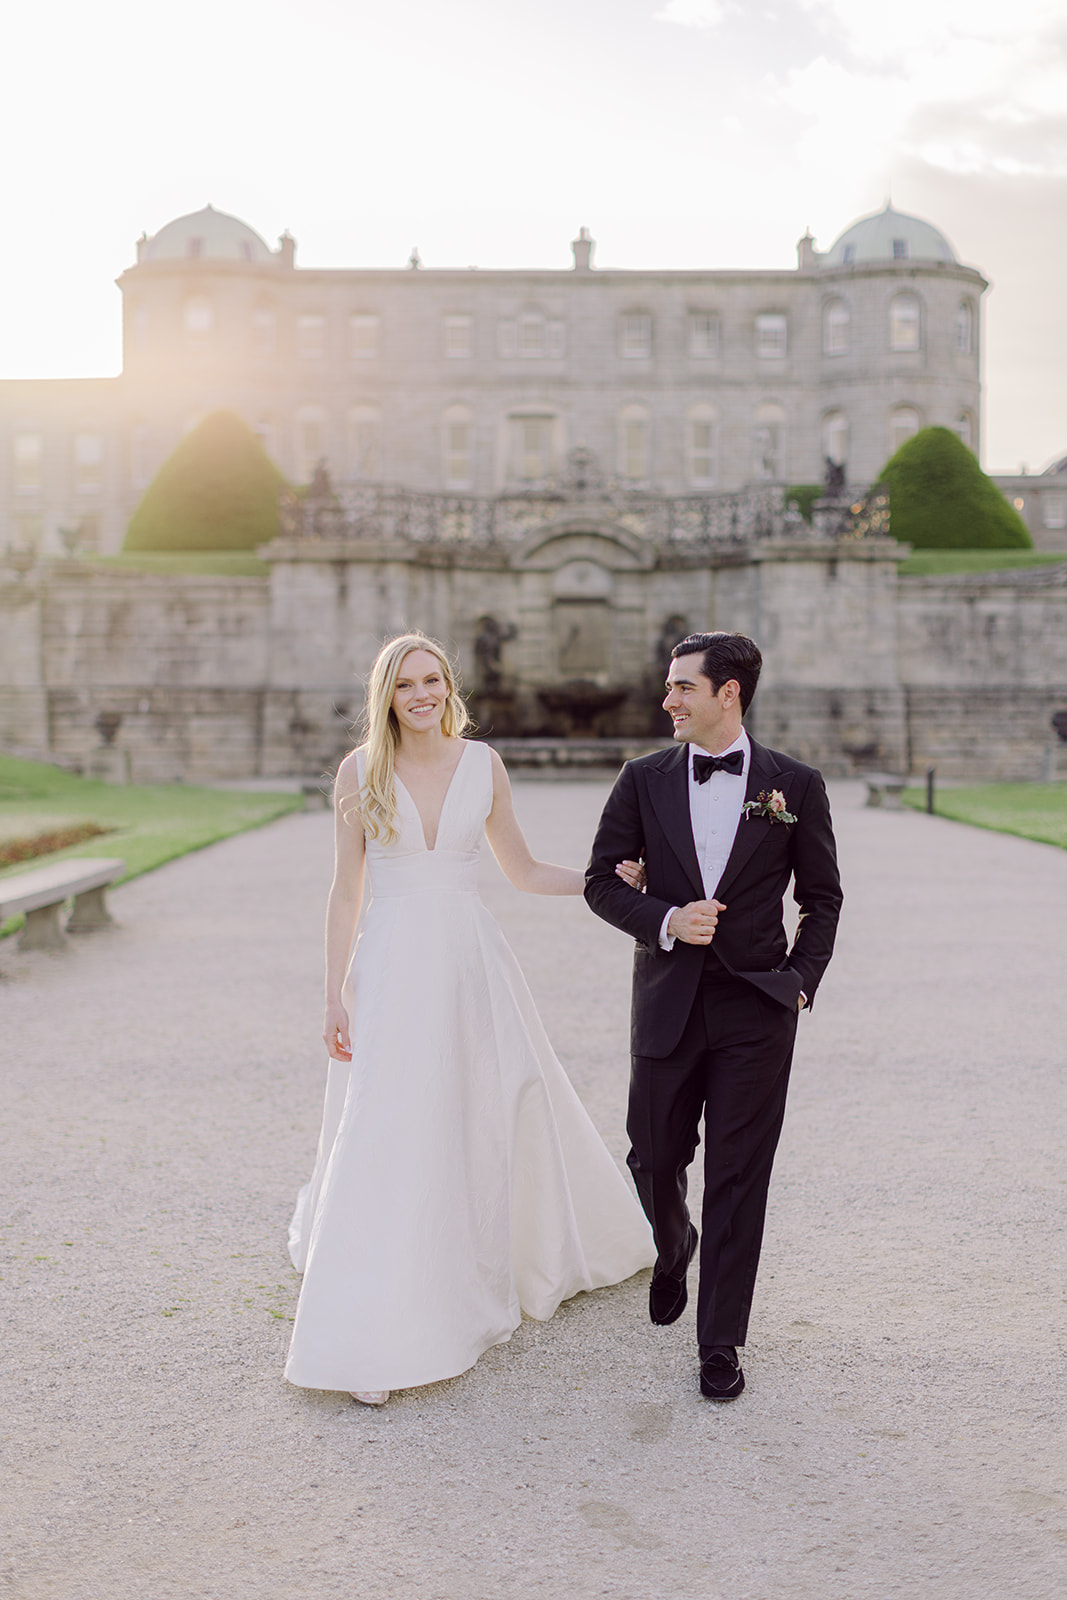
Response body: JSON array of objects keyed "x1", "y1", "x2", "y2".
[{"x1": 285, "y1": 739, "x2": 654, "y2": 1394}]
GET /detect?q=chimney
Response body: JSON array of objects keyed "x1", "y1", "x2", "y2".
[
  {"x1": 572, "y1": 227, "x2": 595, "y2": 271},
  {"x1": 796, "y1": 231, "x2": 817, "y2": 270},
  {"x1": 277, "y1": 231, "x2": 296, "y2": 269}
]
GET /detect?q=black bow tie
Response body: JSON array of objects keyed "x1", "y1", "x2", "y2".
[{"x1": 692, "y1": 749, "x2": 745, "y2": 784}]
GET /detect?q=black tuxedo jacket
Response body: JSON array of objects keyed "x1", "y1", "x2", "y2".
[{"x1": 584, "y1": 737, "x2": 843, "y2": 1059}]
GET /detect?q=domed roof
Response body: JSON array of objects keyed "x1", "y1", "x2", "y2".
[
  {"x1": 141, "y1": 205, "x2": 272, "y2": 264},
  {"x1": 823, "y1": 204, "x2": 957, "y2": 267}
]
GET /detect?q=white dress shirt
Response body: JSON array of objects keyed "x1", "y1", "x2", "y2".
[{"x1": 658, "y1": 729, "x2": 750, "y2": 951}]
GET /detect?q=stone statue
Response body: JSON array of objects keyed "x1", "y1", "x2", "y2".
[
  {"x1": 824, "y1": 457, "x2": 846, "y2": 495},
  {"x1": 655, "y1": 616, "x2": 689, "y2": 683},
  {"x1": 474, "y1": 616, "x2": 517, "y2": 694}
]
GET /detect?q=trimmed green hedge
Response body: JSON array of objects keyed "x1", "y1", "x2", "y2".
[
  {"x1": 125, "y1": 411, "x2": 289, "y2": 553},
  {"x1": 878, "y1": 427, "x2": 1032, "y2": 550}
]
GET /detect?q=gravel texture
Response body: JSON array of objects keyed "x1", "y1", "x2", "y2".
[{"x1": 1, "y1": 779, "x2": 1064, "y2": 1600}]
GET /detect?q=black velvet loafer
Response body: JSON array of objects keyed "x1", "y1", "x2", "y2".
[
  {"x1": 699, "y1": 1345, "x2": 745, "y2": 1400},
  {"x1": 648, "y1": 1223, "x2": 698, "y2": 1326}
]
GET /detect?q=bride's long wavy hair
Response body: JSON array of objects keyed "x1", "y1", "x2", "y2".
[{"x1": 344, "y1": 633, "x2": 471, "y2": 845}]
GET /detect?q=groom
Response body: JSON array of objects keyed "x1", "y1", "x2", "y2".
[{"x1": 585, "y1": 632, "x2": 842, "y2": 1399}]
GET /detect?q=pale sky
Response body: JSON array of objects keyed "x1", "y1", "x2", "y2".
[{"x1": 3, "y1": 0, "x2": 1065, "y2": 472}]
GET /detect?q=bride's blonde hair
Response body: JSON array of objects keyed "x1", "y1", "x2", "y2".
[{"x1": 346, "y1": 633, "x2": 471, "y2": 844}]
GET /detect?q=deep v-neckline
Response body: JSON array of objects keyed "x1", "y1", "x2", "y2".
[{"x1": 394, "y1": 740, "x2": 470, "y2": 852}]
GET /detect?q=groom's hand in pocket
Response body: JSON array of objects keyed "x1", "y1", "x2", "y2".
[{"x1": 668, "y1": 899, "x2": 726, "y2": 945}]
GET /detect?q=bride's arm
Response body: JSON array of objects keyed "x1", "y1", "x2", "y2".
[
  {"x1": 484, "y1": 748, "x2": 583, "y2": 896},
  {"x1": 323, "y1": 751, "x2": 367, "y2": 1059}
]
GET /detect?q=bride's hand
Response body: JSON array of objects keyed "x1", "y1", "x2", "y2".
[
  {"x1": 323, "y1": 1001, "x2": 352, "y2": 1062},
  {"x1": 615, "y1": 858, "x2": 646, "y2": 893}
]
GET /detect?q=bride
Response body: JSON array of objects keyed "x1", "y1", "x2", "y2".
[{"x1": 285, "y1": 633, "x2": 654, "y2": 1405}]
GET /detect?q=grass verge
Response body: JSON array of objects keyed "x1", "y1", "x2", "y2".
[
  {"x1": 898, "y1": 550, "x2": 1066, "y2": 577},
  {"x1": 0, "y1": 755, "x2": 303, "y2": 937},
  {"x1": 902, "y1": 782, "x2": 1067, "y2": 850}
]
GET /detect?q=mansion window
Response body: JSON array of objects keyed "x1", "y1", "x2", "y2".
[
  {"x1": 13, "y1": 432, "x2": 43, "y2": 493},
  {"x1": 295, "y1": 406, "x2": 327, "y2": 483},
  {"x1": 506, "y1": 413, "x2": 558, "y2": 485},
  {"x1": 889, "y1": 294, "x2": 921, "y2": 352},
  {"x1": 822, "y1": 411, "x2": 848, "y2": 469},
  {"x1": 1043, "y1": 493, "x2": 1067, "y2": 530},
  {"x1": 892, "y1": 237, "x2": 909, "y2": 260},
  {"x1": 297, "y1": 314, "x2": 326, "y2": 360},
  {"x1": 823, "y1": 299, "x2": 849, "y2": 355},
  {"x1": 688, "y1": 313, "x2": 719, "y2": 359},
  {"x1": 889, "y1": 406, "x2": 921, "y2": 454},
  {"x1": 74, "y1": 432, "x2": 104, "y2": 492},
  {"x1": 753, "y1": 402, "x2": 786, "y2": 480},
  {"x1": 756, "y1": 314, "x2": 787, "y2": 359},
  {"x1": 955, "y1": 300, "x2": 973, "y2": 355},
  {"x1": 443, "y1": 315, "x2": 473, "y2": 359},
  {"x1": 183, "y1": 295, "x2": 213, "y2": 344},
  {"x1": 618, "y1": 405, "x2": 651, "y2": 484},
  {"x1": 441, "y1": 405, "x2": 473, "y2": 489},
  {"x1": 955, "y1": 412, "x2": 975, "y2": 451},
  {"x1": 350, "y1": 314, "x2": 380, "y2": 360},
  {"x1": 686, "y1": 405, "x2": 719, "y2": 488},
  {"x1": 619, "y1": 313, "x2": 652, "y2": 360},
  {"x1": 252, "y1": 303, "x2": 276, "y2": 357},
  {"x1": 497, "y1": 313, "x2": 565, "y2": 359},
  {"x1": 348, "y1": 406, "x2": 382, "y2": 481}
]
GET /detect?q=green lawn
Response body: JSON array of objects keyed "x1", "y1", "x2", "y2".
[
  {"x1": 898, "y1": 550, "x2": 1066, "y2": 577},
  {"x1": 0, "y1": 755, "x2": 303, "y2": 937},
  {"x1": 902, "y1": 782, "x2": 1067, "y2": 850}
]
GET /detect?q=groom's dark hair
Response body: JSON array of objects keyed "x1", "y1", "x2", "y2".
[{"x1": 671, "y1": 631, "x2": 762, "y2": 713}]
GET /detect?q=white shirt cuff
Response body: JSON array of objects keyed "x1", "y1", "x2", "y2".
[{"x1": 658, "y1": 908, "x2": 678, "y2": 951}]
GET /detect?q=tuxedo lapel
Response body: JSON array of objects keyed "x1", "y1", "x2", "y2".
[
  {"x1": 714, "y1": 738, "x2": 785, "y2": 902},
  {"x1": 645, "y1": 744, "x2": 704, "y2": 898}
]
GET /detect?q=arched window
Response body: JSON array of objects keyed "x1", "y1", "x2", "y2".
[
  {"x1": 889, "y1": 406, "x2": 921, "y2": 455},
  {"x1": 889, "y1": 294, "x2": 921, "y2": 352},
  {"x1": 73, "y1": 432, "x2": 104, "y2": 492},
  {"x1": 823, "y1": 299, "x2": 849, "y2": 356},
  {"x1": 347, "y1": 406, "x2": 381, "y2": 481},
  {"x1": 685, "y1": 404, "x2": 719, "y2": 488},
  {"x1": 183, "y1": 295, "x2": 213, "y2": 344},
  {"x1": 295, "y1": 405, "x2": 328, "y2": 484},
  {"x1": 618, "y1": 404, "x2": 651, "y2": 484},
  {"x1": 955, "y1": 301, "x2": 973, "y2": 355},
  {"x1": 753, "y1": 402, "x2": 786, "y2": 481},
  {"x1": 822, "y1": 411, "x2": 849, "y2": 468},
  {"x1": 441, "y1": 404, "x2": 473, "y2": 489},
  {"x1": 955, "y1": 412, "x2": 974, "y2": 451}
]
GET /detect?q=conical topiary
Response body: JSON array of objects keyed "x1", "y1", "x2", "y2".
[
  {"x1": 124, "y1": 411, "x2": 289, "y2": 552},
  {"x1": 878, "y1": 426, "x2": 1031, "y2": 549}
]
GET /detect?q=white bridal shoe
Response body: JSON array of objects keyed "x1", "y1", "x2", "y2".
[{"x1": 350, "y1": 1390, "x2": 390, "y2": 1406}]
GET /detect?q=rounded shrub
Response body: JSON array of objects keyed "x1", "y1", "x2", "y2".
[
  {"x1": 124, "y1": 411, "x2": 289, "y2": 552},
  {"x1": 879, "y1": 427, "x2": 1031, "y2": 550}
]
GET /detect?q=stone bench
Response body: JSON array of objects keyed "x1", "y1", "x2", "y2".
[
  {"x1": 0, "y1": 857, "x2": 126, "y2": 952},
  {"x1": 862, "y1": 773, "x2": 907, "y2": 810}
]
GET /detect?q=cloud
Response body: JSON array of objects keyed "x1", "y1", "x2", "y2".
[{"x1": 653, "y1": 0, "x2": 729, "y2": 27}]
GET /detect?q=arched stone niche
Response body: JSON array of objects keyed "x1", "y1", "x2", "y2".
[{"x1": 512, "y1": 524, "x2": 651, "y2": 683}]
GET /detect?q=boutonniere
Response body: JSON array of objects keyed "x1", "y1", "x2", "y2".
[{"x1": 742, "y1": 789, "x2": 796, "y2": 825}]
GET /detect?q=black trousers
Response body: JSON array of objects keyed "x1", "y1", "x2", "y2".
[{"x1": 626, "y1": 970, "x2": 798, "y2": 1348}]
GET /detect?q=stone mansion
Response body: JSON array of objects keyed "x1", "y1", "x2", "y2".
[{"x1": 11, "y1": 200, "x2": 1057, "y2": 560}]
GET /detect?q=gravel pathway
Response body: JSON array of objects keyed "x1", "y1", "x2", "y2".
[{"x1": 1, "y1": 780, "x2": 1064, "y2": 1599}]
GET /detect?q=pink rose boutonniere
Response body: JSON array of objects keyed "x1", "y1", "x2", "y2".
[{"x1": 742, "y1": 788, "x2": 796, "y2": 825}]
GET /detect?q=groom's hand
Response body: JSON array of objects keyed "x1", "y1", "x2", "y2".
[{"x1": 668, "y1": 899, "x2": 726, "y2": 945}]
